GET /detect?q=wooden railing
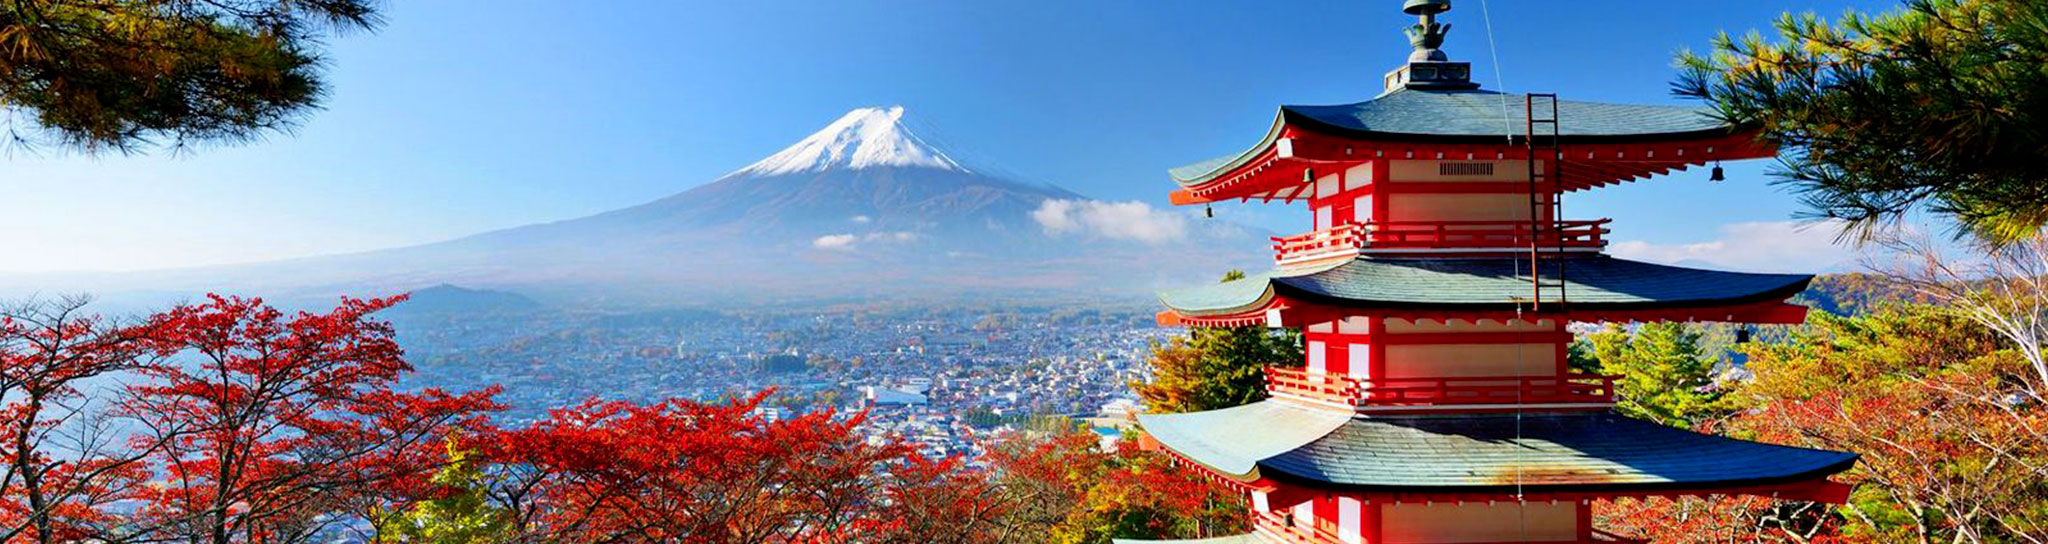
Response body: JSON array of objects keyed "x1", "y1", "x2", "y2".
[
  {"x1": 1270, "y1": 222, "x2": 1370, "y2": 266},
  {"x1": 1265, "y1": 367, "x2": 1619, "y2": 408},
  {"x1": 1254, "y1": 508, "x2": 1648, "y2": 543},
  {"x1": 1253, "y1": 510, "x2": 1348, "y2": 544},
  {"x1": 1271, "y1": 219, "x2": 1611, "y2": 265}
]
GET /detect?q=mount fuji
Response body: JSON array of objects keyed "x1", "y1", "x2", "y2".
[{"x1": 17, "y1": 107, "x2": 1264, "y2": 308}]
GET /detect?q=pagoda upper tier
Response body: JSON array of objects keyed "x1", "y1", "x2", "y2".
[{"x1": 1167, "y1": 89, "x2": 1773, "y2": 206}]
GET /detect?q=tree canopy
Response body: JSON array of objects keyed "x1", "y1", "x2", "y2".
[
  {"x1": 1606, "y1": 303, "x2": 2048, "y2": 543},
  {"x1": 0, "y1": 0, "x2": 380, "y2": 153},
  {"x1": 983, "y1": 430, "x2": 1244, "y2": 544},
  {"x1": 1131, "y1": 271, "x2": 1301, "y2": 414},
  {"x1": 1677, "y1": 0, "x2": 2048, "y2": 243},
  {"x1": 1585, "y1": 322, "x2": 1734, "y2": 428}
]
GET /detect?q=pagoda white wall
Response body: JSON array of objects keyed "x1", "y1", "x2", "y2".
[
  {"x1": 1302, "y1": 318, "x2": 1566, "y2": 379},
  {"x1": 1286, "y1": 493, "x2": 1374, "y2": 544},
  {"x1": 1382, "y1": 344, "x2": 1556, "y2": 379},
  {"x1": 1384, "y1": 193, "x2": 1533, "y2": 223},
  {"x1": 1379, "y1": 501, "x2": 1580, "y2": 543},
  {"x1": 1388, "y1": 159, "x2": 1539, "y2": 182},
  {"x1": 1303, "y1": 319, "x2": 1374, "y2": 377},
  {"x1": 1343, "y1": 162, "x2": 1375, "y2": 189},
  {"x1": 1336, "y1": 496, "x2": 1365, "y2": 544},
  {"x1": 1307, "y1": 163, "x2": 1377, "y2": 229},
  {"x1": 1379, "y1": 159, "x2": 1555, "y2": 227},
  {"x1": 1379, "y1": 318, "x2": 1563, "y2": 380}
]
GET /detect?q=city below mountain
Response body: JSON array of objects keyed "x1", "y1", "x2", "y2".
[{"x1": 13, "y1": 106, "x2": 1264, "y2": 309}]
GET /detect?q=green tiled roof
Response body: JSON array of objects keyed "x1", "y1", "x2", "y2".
[
  {"x1": 1167, "y1": 155, "x2": 1245, "y2": 184},
  {"x1": 1262, "y1": 411, "x2": 1858, "y2": 492},
  {"x1": 1170, "y1": 88, "x2": 1737, "y2": 186},
  {"x1": 1140, "y1": 402, "x2": 1858, "y2": 493},
  {"x1": 1138, "y1": 401, "x2": 1351, "y2": 478},
  {"x1": 1285, "y1": 89, "x2": 1725, "y2": 142},
  {"x1": 1157, "y1": 256, "x2": 1812, "y2": 316}
]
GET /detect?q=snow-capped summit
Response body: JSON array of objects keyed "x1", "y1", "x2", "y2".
[{"x1": 729, "y1": 106, "x2": 969, "y2": 177}]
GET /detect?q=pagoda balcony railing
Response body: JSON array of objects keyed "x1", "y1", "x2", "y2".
[
  {"x1": 1253, "y1": 510, "x2": 1348, "y2": 544},
  {"x1": 1265, "y1": 367, "x2": 1620, "y2": 408},
  {"x1": 1271, "y1": 219, "x2": 1611, "y2": 266},
  {"x1": 1253, "y1": 510, "x2": 1644, "y2": 544}
]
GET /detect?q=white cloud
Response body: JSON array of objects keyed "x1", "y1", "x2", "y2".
[
  {"x1": 851, "y1": 215, "x2": 872, "y2": 224},
  {"x1": 811, "y1": 231, "x2": 918, "y2": 251},
  {"x1": 1609, "y1": 220, "x2": 1865, "y2": 273},
  {"x1": 1030, "y1": 199, "x2": 1188, "y2": 245},
  {"x1": 812, "y1": 234, "x2": 860, "y2": 250}
]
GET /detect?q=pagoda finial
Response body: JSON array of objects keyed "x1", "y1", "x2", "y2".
[
  {"x1": 1403, "y1": 0, "x2": 1453, "y2": 61},
  {"x1": 1384, "y1": 0, "x2": 1478, "y2": 92}
]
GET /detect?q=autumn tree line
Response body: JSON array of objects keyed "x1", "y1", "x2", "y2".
[
  {"x1": 6, "y1": 0, "x2": 2047, "y2": 542},
  {"x1": 0, "y1": 293, "x2": 1261, "y2": 544},
  {"x1": 12, "y1": 262, "x2": 2048, "y2": 544}
]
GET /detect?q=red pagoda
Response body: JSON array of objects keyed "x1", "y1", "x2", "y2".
[{"x1": 1128, "y1": 2, "x2": 1857, "y2": 543}]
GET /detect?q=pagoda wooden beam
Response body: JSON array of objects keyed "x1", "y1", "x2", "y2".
[
  {"x1": 1560, "y1": 159, "x2": 1646, "y2": 186},
  {"x1": 1374, "y1": 330, "x2": 1575, "y2": 345},
  {"x1": 1381, "y1": 181, "x2": 1563, "y2": 194},
  {"x1": 1282, "y1": 135, "x2": 1373, "y2": 163},
  {"x1": 1170, "y1": 189, "x2": 1213, "y2": 205},
  {"x1": 1329, "y1": 476, "x2": 1851, "y2": 505},
  {"x1": 1277, "y1": 179, "x2": 1315, "y2": 203}
]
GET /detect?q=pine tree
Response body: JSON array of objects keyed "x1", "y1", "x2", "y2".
[
  {"x1": 1132, "y1": 271, "x2": 1302, "y2": 414},
  {"x1": 1587, "y1": 323, "x2": 1731, "y2": 428},
  {"x1": 374, "y1": 441, "x2": 512, "y2": 544},
  {"x1": 0, "y1": 0, "x2": 382, "y2": 153},
  {"x1": 1677, "y1": 0, "x2": 2048, "y2": 243}
]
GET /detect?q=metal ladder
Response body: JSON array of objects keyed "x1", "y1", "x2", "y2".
[{"x1": 1524, "y1": 94, "x2": 1567, "y2": 310}]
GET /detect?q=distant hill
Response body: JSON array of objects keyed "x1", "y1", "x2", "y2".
[
  {"x1": 393, "y1": 284, "x2": 542, "y2": 316},
  {"x1": 1795, "y1": 273, "x2": 1934, "y2": 316}
]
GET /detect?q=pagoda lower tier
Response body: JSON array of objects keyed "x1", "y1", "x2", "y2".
[
  {"x1": 1130, "y1": 403, "x2": 1858, "y2": 544},
  {"x1": 1127, "y1": 254, "x2": 1854, "y2": 543}
]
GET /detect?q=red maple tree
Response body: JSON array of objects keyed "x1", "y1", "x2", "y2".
[
  {"x1": 121, "y1": 294, "x2": 501, "y2": 544},
  {"x1": 475, "y1": 391, "x2": 1016, "y2": 543},
  {"x1": 0, "y1": 297, "x2": 159, "y2": 543}
]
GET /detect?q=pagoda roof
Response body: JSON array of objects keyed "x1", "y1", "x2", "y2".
[
  {"x1": 1159, "y1": 256, "x2": 1812, "y2": 317},
  {"x1": 1168, "y1": 88, "x2": 1749, "y2": 188},
  {"x1": 1294, "y1": 89, "x2": 1725, "y2": 142},
  {"x1": 1141, "y1": 400, "x2": 1353, "y2": 479},
  {"x1": 1140, "y1": 401, "x2": 1858, "y2": 494}
]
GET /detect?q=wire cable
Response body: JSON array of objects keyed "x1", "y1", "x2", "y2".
[
  {"x1": 1480, "y1": 3, "x2": 1531, "y2": 538},
  {"x1": 1478, "y1": 0, "x2": 1515, "y2": 144}
]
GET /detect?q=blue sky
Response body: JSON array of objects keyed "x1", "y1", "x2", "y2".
[{"x1": 1, "y1": 0, "x2": 1901, "y2": 273}]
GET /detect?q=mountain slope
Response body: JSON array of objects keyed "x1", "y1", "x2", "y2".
[{"x1": 12, "y1": 106, "x2": 1266, "y2": 307}]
